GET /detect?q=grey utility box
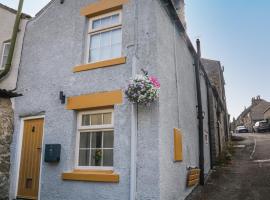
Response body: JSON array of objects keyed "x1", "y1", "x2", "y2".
[{"x1": 44, "y1": 144, "x2": 61, "y2": 163}]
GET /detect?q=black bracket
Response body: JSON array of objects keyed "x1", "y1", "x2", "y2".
[{"x1": 59, "y1": 91, "x2": 66, "y2": 104}]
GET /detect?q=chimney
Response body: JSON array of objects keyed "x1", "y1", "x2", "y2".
[
  {"x1": 252, "y1": 97, "x2": 255, "y2": 105},
  {"x1": 252, "y1": 96, "x2": 262, "y2": 105},
  {"x1": 172, "y1": 0, "x2": 186, "y2": 29}
]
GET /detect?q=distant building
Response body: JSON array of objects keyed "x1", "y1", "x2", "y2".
[
  {"x1": 264, "y1": 106, "x2": 270, "y2": 122},
  {"x1": 237, "y1": 96, "x2": 270, "y2": 131}
]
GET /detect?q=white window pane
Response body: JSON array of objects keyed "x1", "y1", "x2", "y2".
[
  {"x1": 89, "y1": 49, "x2": 100, "y2": 62},
  {"x1": 79, "y1": 149, "x2": 90, "y2": 166},
  {"x1": 103, "y1": 149, "x2": 113, "y2": 166},
  {"x1": 103, "y1": 113, "x2": 112, "y2": 124},
  {"x1": 111, "y1": 44, "x2": 121, "y2": 58},
  {"x1": 111, "y1": 14, "x2": 120, "y2": 24},
  {"x1": 91, "y1": 114, "x2": 103, "y2": 125},
  {"x1": 100, "y1": 16, "x2": 111, "y2": 27},
  {"x1": 81, "y1": 114, "x2": 90, "y2": 126},
  {"x1": 4, "y1": 43, "x2": 10, "y2": 56},
  {"x1": 1, "y1": 56, "x2": 7, "y2": 68},
  {"x1": 100, "y1": 47, "x2": 111, "y2": 60},
  {"x1": 80, "y1": 132, "x2": 90, "y2": 148},
  {"x1": 92, "y1": 19, "x2": 101, "y2": 29},
  {"x1": 100, "y1": 31, "x2": 111, "y2": 47},
  {"x1": 91, "y1": 132, "x2": 102, "y2": 148},
  {"x1": 90, "y1": 34, "x2": 100, "y2": 49},
  {"x1": 111, "y1": 29, "x2": 122, "y2": 44},
  {"x1": 103, "y1": 131, "x2": 114, "y2": 148},
  {"x1": 91, "y1": 149, "x2": 102, "y2": 166}
]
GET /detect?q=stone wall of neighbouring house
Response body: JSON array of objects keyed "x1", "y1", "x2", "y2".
[
  {"x1": 264, "y1": 109, "x2": 270, "y2": 120},
  {"x1": 0, "y1": 98, "x2": 13, "y2": 200}
]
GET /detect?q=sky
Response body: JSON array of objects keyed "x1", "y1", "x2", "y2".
[
  {"x1": 1, "y1": 0, "x2": 269, "y2": 119},
  {"x1": 185, "y1": 0, "x2": 270, "y2": 119}
]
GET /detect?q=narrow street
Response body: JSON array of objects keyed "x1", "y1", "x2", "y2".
[{"x1": 187, "y1": 133, "x2": 270, "y2": 200}]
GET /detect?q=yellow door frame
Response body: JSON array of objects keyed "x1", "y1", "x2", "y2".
[{"x1": 15, "y1": 115, "x2": 45, "y2": 200}]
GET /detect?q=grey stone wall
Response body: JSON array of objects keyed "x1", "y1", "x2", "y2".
[
  {"x1": 0, "y1": 98, "x2": 13, "y2": 200},
  {"x1": 207, "y1": 89, "x2": 219, "y2": 164},
  {"x1": 200, "y1": 75, "x2": 211, "y2": 174},
  {"x1": 264, "y1": 109, "x2": 270, "y2": 120}
]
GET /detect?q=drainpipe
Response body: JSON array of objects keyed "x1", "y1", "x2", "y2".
[
  {"x1": 0, "y1": 0, "x2": 24, "y2": 80},
  {"x1": 130, "y1": 57, "x2": 138, "y2": 200},
  {"x1": 195, "y1": 39, "x2": 205, "y2": 185},
  {"x1": 130, "y1": 0, "x2": 139, "y2": 199}
]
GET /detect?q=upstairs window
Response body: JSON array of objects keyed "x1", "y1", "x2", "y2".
[
  {"x1": 87, "y1": 10, "x2": 122, "y2": 63},
  {"x1": 0, "y1": 42, "x2": 11, "y2": 70},
  {"x1": 76, "y1": 109, "x2": 114, "y2": 169}
]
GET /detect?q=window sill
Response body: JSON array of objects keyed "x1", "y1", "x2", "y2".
[
  {"x1": 62, "y1": 169, "x2": 120, "y2": 183},
  {"x1": 73, "y1": 57, "x2": 126, "y2": 73}
]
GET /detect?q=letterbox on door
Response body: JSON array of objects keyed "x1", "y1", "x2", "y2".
[{"x1": 44, "y1": 144, "x2": 61, "y2": 163}]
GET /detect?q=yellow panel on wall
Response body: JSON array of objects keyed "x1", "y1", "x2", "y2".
[
  {"x1": 187, "y1": 168, "x2": 200, "y2": 187},
  {"x1": 174, "y1": 128, "x2": 183, "y2": 161},
  {"x1": 80, "y1": 0, "x2": 128, "y2": 17},
  {"x1": 66, "y1": 90, "x2": 123, "y2": 110}
]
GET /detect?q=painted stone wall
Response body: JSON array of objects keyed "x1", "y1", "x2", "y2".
[{"x1": 0, "y1": 98, "x2": 13, "y2": 200}]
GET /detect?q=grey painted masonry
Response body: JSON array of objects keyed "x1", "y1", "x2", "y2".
[{"x1": 10, "y1": 0, "x2": 212, "y2": 199}]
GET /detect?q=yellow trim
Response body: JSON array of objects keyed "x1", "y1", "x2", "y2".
[
  {"x1": 187, "y1": 179, "x2": 199, "y2": 187},
  {"x1": 62, "y1": 170, "x2": 119, "y2": 183},
  {"x1": 188, "y1": 169, "x2": 201, "y2": 175},
  {"x1": 174, "y1": 128, "x2": 183, "y2": 161},
  {"x1": 187, "y1": 169, "x2": 200, "y2": 187},
  {"x1": 189, "y1": 174, "x2": 200, "y2": 181},
  {"x1": 66, "y1": 90, "x2": 123, "y2": 110},
  {"x1": 73, "y1": 57, "x2": 126, "y2": 73},
  {"x1": 80, "y1": 0, "x2": 128, "y2": 17},
  {"x1": 16, "y1": 196, "x2": 36, "y2": 200}
]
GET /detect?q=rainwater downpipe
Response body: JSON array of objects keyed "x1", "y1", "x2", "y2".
[
  {"x1": 0, "y1": 0, "x2": 24, "y2": 80},
  {"x1": 130, "y1": 0, "x2": 139, "y2": 199},
  {"x1": 130, "y1": 58, "x2": 138, "y2": 200},
  {"x1": 195, "y1": 39, "x2": 205, "y2": 185}
]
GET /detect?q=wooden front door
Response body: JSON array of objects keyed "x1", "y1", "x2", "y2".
[{"x1": 17, "y1": 118, "x2": 44, "y2": 199}]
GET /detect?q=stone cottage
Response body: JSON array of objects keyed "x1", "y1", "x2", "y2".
[
  {"x1": 0, "y1": 3, "x2": 30, "y2": 200},
  {"x1": 264, "y1": 106, "x2": 270, "y2": 122},
  {"x1": 201, "y1": 58, "x2": 229, "y2": 165},
  {"x1": 237, "y1": 96, "x2": 270, "y2": 131},
  {"x1": 8, "y1": 0, "x2": 228, "y2": 199}
]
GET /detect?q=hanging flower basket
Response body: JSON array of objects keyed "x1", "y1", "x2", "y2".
[{"x1": 125, "y1": 69, "x2": 160, "y2": 105}]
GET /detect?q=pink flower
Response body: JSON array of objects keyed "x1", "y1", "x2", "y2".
[{"x1": 149, "y1": 76, "x2": 160, "y2": 88}]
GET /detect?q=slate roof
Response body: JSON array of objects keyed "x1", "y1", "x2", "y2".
[{"x1": 0, "y1": 3, "x2": 31, "y2": 19}]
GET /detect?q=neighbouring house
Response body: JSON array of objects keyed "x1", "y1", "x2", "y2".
[
  {"x1": 264, "y1": 106, "x2": 270, "y2": 122},
  {"x1": 0, "y1": 3, "x2": 30, "y2": 199},
  {"x1": 201, "y1": 58, "x2": 229, "y2": 166},
  {"x1": 237, "y1": 96, "x2": 270, "y2": 131},
  {"x1": 8, "y1": 0, "x2": 228, "y2": 199}
]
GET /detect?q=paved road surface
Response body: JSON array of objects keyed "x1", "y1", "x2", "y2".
[{"x1": 186, "y1": 133, "x2": 270, "y2": 200}]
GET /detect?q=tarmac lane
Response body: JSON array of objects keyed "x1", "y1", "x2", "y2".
[{"x1": 186, "y1": 133, "x2": 270, "y2": 200}]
